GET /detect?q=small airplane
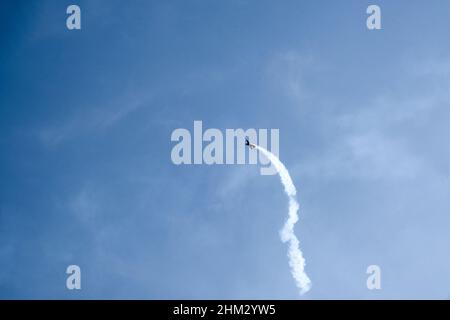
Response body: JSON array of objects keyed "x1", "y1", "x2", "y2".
[{"x1": 245, "y1": 138, "x2": 256, "y2": 149}]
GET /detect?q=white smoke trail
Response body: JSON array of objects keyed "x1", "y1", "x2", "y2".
[{"x1": 256, "y1": 145, "x2": 312, "y2": 295}]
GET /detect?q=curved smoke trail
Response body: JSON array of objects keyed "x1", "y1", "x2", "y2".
[{"x1": 256, "y1": 146, "x2": 311, "y2": 295}]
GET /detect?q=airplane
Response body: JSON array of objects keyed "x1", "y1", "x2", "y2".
[{"x1": 245, "y1": 138, "x2": 256, "y2": 149}]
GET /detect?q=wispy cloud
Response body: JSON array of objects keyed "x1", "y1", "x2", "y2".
[
  {"x1": 297, "y1": 131, "x2": 424, "y2": 180},
  {"x1": 265, "y1": 51, "x2": 315, "y2": 103},
  {"x1": 284, "y1": 54, "x2": 450, "y2": 182},
  {"x1": 38, "y1": 93, "x2": 150, "y2": 147}
]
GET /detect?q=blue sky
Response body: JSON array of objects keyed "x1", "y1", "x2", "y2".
[{"x1": 1, "y1": 0, "x2": 449, "y2": 299}]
